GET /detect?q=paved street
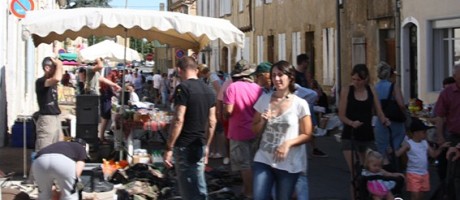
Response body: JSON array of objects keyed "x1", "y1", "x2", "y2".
[{"x1": 0, "y1": 133, "x2": 441, "y2": 199}]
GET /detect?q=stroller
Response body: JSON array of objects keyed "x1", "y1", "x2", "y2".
[{"x1": 350, "y1": 128, "x2": 405, "y2": 199}]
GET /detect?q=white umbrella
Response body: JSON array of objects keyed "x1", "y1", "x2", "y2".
[
  {"x1": 79, "y1": 40, "x2": 141, "y2": 63},
  {"x1": 21, "y1": 8, "x2": 245, "y2": 51}
]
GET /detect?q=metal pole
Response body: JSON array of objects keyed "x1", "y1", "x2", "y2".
[
  {"x1": 23, "y1": 118, "x2": 27, "y2": 178},
  {"x1": 118, "y1": 0, "x2": 129, "y2": 160}
]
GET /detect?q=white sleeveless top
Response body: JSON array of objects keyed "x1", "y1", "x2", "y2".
[{"x1": 406, "y1": 139, "x2": 429, "y2": 175}]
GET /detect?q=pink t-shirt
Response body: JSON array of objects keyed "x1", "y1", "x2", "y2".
[{"x1": 224, "y1": 81, "x2": 262, "y2": 141}]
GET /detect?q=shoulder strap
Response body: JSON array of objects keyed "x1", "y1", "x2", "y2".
[{"x1": 387, "y1": 83, "x2": 394, "y2": 100}]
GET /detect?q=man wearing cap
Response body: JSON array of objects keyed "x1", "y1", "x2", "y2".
[
  {"x1": 435, "y1": 63, "x2": 460, "y2": 196},
  {"x1": 255, "y1": 62, "x2": 273, "y2": 93},
  {"x1": 224, "y1": 60, "x2": 262, "y2": 199},
  {"x1": 35, "y1": 57, "x2": 64, "y2": 151},
  {"x1": 32, "y1": 139, "x2": 88, "y2": 200}
]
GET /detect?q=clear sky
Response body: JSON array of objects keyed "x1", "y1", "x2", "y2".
[{"x1": 109, "y1": 0, "x2": 167, "y2": 10}]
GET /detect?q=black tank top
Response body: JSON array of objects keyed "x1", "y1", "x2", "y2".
[{"x1": 341, "y1": 85, "x2": 375, "y2": 141}]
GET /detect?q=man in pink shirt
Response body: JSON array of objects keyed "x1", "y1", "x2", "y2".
[
  {"x1": 435, "y1": 63, "x2": 460, "y2": 196},
  {"x1": 224, "y1": 60, "x2": 262, "y2": 199}
]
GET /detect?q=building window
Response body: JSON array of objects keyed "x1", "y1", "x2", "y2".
[
  {"x1": 432, "y1": 27, "x2": 460, "y2": 91},
  {"x1": 256, "y1": 0, "x2": 263, "y2": 7},
  {"x1": 220, "y1": 0, "x2": 231, "y2": 16},
  {"x1": 278, "y1": 33, "x2": 286, "y2": 61},
  {"x1": 243, "y1": 37, "x2": 251, "y2": 61},
  {"x1": 257, "y1": 35, "x2": 264, "y2": 64},
  {"x1": 291, "y1": 32, "x2": 301, "y2": 64},
  {"x1": 239, "y1": 0, "x2": 244, "y2": 12},
  {"x1": 265, "y1": 0, "x2": 273, "y2": 3},
  {"x1": 322, "y1": 28, "x2": 335, "y2": 86}
]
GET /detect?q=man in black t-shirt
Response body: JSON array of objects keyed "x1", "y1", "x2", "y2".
[
  {"x1": 35, "y1": 57, "x2": 63, "y2": 151},
  {"x1": 163, "y1": 57, "x2": 217, "y2": 200},
  {"x1": 32, "y1": 139, "x2": 88, "y2": 200}
]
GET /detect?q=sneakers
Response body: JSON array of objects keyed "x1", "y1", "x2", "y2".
[
  {"x1": 223, "y1": 157, "x2": 230, "y2": 165},
  {"x1": 312, "y1": 148, "x2": 328, "y2": 158}
]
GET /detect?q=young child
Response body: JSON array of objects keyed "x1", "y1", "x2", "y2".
[
  {"x1": 396, "y1": 117, "x2": 450, "y2": 200},
  {"x1": 362, "y1": 150, "x2": 404, "y2": 200}
]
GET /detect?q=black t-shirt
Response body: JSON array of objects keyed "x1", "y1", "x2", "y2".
[
  {"x1": 35, "y1": 76, "x2": 61, "y2": 115},
  {"x1": 295, "y1": 70, "x2": 308, "y2": 88},
  {"x1": 173, "y1": 79, "x2": 216, "y2": 147},
  {"x1": 35, "y1": 142, "x2": 87, "y2": 162}
]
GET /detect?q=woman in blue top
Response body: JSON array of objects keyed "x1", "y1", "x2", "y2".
[{"x1": 374, "y1": 61, "x2": 407, "y2": 167}]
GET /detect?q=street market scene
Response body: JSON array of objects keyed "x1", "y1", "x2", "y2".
[{"x1": 1, "y1": 0, "x2": 460, "y2": 200}]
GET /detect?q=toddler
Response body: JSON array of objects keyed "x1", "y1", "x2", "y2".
[
  {"x1": 396, "y1": 117, "x2": 450, "y2": 200},
  {"x1": 362, "y1": 150, "x2": 404, "y2": 200}
]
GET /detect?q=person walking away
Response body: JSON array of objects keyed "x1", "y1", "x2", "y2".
[
  {"x1": 251, "y1": 61, "x2": 312, "y2": 200},
  {"x1": 32, "y1": 139, "x2": 88, "y2": 200},
  {"x1": 395, "y1": 117, "x2": 450, "y2": 200},
  {"x1": 374, "y1": 61, "x2": 407, "y2": 169},
  {"x1": 163, "y1": 57, "x2": 217, "y2": 200},
  {"x1": 338, "y1": 64, "x2": 390, "y2": 199},
  {"x1": 435, "y1": 63, "x2": 460, "y2": 198}
]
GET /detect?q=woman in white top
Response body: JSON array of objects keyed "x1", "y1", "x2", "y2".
[{"x1": 251, "y1": 60, "x2": 313, "y2": 200}]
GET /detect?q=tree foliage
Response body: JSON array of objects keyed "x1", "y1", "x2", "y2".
[{"x1": 71, "y1": 0, "x2": 112, "y2": 8}]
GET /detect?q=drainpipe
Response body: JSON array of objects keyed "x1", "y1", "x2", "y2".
[
  {"x1": 336, "y1": 0, "x2": 343, "y2": 107},
  {"x1": 395, "y1": 0, "x2": 401, "y2": 75}
]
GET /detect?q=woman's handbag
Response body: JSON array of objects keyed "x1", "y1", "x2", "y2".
[{"x1": 381, "y1": 83, "x2": 406, "y2": 122}]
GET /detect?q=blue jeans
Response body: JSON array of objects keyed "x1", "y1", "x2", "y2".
[
  {"x1": 295, "y1": 174, "x2": 309, "y2": 200},
  {"x1": 173, "y1": 145, "x2": 207, "y2": 200},
  {"x1": 374, "y1": 120, "x2": 405, "y2": 160},
  {"x1": 253, "y1": 162, "x2": 300, "y2": 200}
]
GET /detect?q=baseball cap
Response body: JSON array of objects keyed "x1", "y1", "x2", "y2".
[
  {"x1": 255, "y1": 62, "x2": 272, "y2": 74},
  {"x1": 410, "y1": 117, "x2": 433, "y2": 132}
]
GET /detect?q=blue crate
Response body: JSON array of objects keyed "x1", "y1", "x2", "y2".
[{"x1": 11, "y1": 120, "x2": 35, "y2": 148}]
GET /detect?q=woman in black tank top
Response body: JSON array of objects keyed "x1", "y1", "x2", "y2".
[{"x1": 338, "y1": 64, "x2": 390, "y2": 198}]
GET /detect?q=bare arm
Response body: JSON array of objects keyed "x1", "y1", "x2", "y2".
[
  {"x1": 395, "y1": 141, "x2": 410, "y2": 157},
  {"x1": 252, "y1": 112, "x2": 266, "y2": 136},
  {"x1": 205, "y1": 106, "x2": 217, "y2": 164},
  {"x1": 44, "y1": 58, "x2": 63, "y2": 87},
  {"x1": 224, "y1": 104, "x2": 234, "y2": 120},
  {"x1": 75, "y1": 161, "x2": 85, "y2": 177},
  {"x1": 99, "y1": 76, "x2": 121, "y2": 92},
  {"x1": 429, "y1": 142, "x2": 451, "y2": 158},
  {"x1": 163, "y1": 105, "x2": 186, "y2": 168}
]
